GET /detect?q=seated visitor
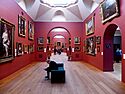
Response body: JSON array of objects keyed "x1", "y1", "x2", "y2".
[{"x1": 44, "y1": 59, "x2": 58, "y2": 80}]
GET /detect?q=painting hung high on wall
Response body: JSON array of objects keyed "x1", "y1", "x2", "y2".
[
  {"x1": 86, "y1": 36, "x2": 96, "y2": 56},
  {"x1": 37, "y1": 37, "x2": 44, "y2": 45},
  {"x1": 74, "y1": 37, "x2": 80, "y2": 44},
  {"x1": 28, "y1": 21, "x2": 34, "y2": 40},
  {"x1": 100, "y1": 0, "x2": 119, "y2": 23},
  {"x1": 18, "y1": 15, "x2": 26, "y2": 37},
  {"x1": 85, "y1": 16, "x2": 94, "y2": 35},
  {"x1": 0, "y1": 18, "x2": 15, "y2": 63}
]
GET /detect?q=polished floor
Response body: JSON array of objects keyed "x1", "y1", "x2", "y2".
[{"x1": 0, "y1": 53, "x2": 125, "y2": 94}]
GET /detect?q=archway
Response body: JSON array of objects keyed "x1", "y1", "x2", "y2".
[
  {"x1": 46, "y1": 27, "x2": 71, "y2": 58},
  {"x1": 103, "y1": 24, "x2": 122, "y2": 80}
]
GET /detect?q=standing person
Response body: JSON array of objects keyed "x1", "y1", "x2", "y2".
[
  {"x1": 2, "y1": 24, "x2": 10, "y2": 56},
  {"x1": 44, "y1": 59, "x2": 58, "y2": 80},
  {"x1": 115, "y1": 48, "x2": 122, "y2": 63}
]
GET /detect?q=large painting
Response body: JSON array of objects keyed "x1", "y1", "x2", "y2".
[
  {"x1": 100, "y1": 0, "x2": 119, "y2": 23},
  {"x1": 86, "y1": 36, "x2": 96, "y2": 56},
  {"x1": 0, "y1": 18, "x2": 15, "y2": 63},
  {"x1": 85, "y1": 16, "x2": 94, "y2": 35},
  {"x1": 18, "y1": 15, "x2": 26, "y2": 37},
  {"x1": 28, "y1": 21, "x2": 34, "y2": 40}
]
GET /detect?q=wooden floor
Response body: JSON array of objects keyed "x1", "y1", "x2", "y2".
[{"x1": 0, "y1": 53, "x2": 125, "y2": 94}]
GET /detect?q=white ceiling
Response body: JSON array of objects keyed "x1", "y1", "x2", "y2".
[{"x1": 15, "y1": 0, "x2": 103, "y2": 22}]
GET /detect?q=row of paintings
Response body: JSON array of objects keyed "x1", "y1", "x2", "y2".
[
  {"x1": 37, "y1": 37, "x2": 50, "y2": 45},
  {"x1": 18, "y1": 15, "x2": 34, "y2": 40},
  {"x1": 16, "y1": 43, "x2": 34, "y2": 56},
  {"x1": 86, "y1": 0, "x2": 119, "y2": 35},
  {"x1": 0, "y1": 17, "x2": 34, "y2": 63}
]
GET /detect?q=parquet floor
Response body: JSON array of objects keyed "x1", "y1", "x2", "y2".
[{"x1": 0, "y1": 53, "x2": 125, "y2": 94}]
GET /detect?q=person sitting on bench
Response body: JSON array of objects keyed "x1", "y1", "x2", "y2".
[{"x1": 44, "y1": 59, "x2": 58, "y2": 80}]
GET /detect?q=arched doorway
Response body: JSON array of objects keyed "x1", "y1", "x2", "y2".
[
  {"x1": 103, "y1": 24, "x2": 122, "y2": 80},
  {"x1": 46, "y1": 27, "x2": 71, "y2": 58}
]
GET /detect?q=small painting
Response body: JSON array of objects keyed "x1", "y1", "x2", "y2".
[
  {"x1": 37, "y1": 37, "x2": 44, "y2": 45},
  {"x1": 18, "y1": 15, "x2": 26, "y2": 37},
  {"x1": 28, "y1": 21, "x2": 34, "y2": 40},
  {"x1": 74, "y1": 37, "x2": 80, "y2": 44}
]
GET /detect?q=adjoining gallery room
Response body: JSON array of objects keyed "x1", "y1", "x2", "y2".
[{"x1": 1, "y1": 0, "x2": 125, "y2": 94}]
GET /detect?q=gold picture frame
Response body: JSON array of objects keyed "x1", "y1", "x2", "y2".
[
  {"x1": 74, "y1": 37, "x2": 80, "y2": 44},
  {"x1": 18, "y1": 15, "x2": 26, "y2": 37},
  {"x1": 100, "y1": 0, "x2": 119, "y2": 23},
  {"x1": 28, "y1": 21, "x2": 34, "y2": 40},
  {"x1": 85, "y1": 16, "x2": 94, "y2": 36},
  {"x1": 0, "y1": 18, "x2": 15, "y2": 63}
]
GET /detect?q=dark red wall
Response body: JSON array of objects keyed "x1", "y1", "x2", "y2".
[
  {"x1": 83, "y1": 0, "x2": 125, "y2": 82},
  {"x1": 0, "y1": 0, "x2": 35, "y2": 80},
  {"x1": 34, "y1": 22, "x2": 83, "y2": 61}
]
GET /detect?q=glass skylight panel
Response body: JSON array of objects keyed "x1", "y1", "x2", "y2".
[{"x1": 41, "y1": 0, "x2": 78, "y2": 7}]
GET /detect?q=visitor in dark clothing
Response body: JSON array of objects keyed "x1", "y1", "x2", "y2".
[{"x1": 44, "y1": 59, "x2": 58, "y2": 79}]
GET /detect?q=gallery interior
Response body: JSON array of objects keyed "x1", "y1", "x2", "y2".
[{"x1": 0, "y1": 0, "x2": 125, "y2": 94}]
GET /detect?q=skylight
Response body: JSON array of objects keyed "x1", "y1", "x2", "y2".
[
  {"x1": 41, "y1": 0, "x2": 78, "y2": 7},
  {"x1": 52, "y1": 28, "x2": 67, "y2": 32},
  {"x1": 54, "y1": 35, "x2": 65, "y2": 38}
]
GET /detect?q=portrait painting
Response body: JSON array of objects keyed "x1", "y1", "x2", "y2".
[
  {"x1": 37, "y1": 37, "x2": 44, "y2": 45},
  {"x1": 100, "y1": 0, "x2": 119, "y2": 23},
  {"x1": 18, "y1": 15, "x2": 26, "y2": 37},
  {"x1": 57, "y1": 42, "x2": 61, "y2": 46},
  {"x1": 23, "y1": 44, "x2": 28, "y2": 54},
  {"x1": 28, "y1": 21, "x2": 34, "y2": 40},
  {"x1": 74, "y1": 37, "x2": 80, "y2": 44},
  {"x1": 0, "y1": 18, "x2": 15, "y2": 63},
  {"x1": 16, "y1": 42, "x2": 23, "y2": 56},
  {"x1": 96, "y1": 36, "x2": 101, "y2": 44},
  {"x1": 29, "y1": 44, "x2": 34, "y2": 53},
  {"x1": 86, "y1": 36, "x2": 96, "y2": 56},
  {"x1": 85, "y1": 16, "x2": 94, "y2": 35}
]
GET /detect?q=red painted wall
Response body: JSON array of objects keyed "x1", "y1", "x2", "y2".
[
  {"x1": 34, "y1": 22, "x2": 83, "y2": 61},
  {"x1": 0, "y1": 0, "x2": 35, "y2": 80},
  {"x1": 83, "y1": 0, "x2": 125, "y2": 82}
]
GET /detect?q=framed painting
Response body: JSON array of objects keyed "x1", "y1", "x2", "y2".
[
  {"x1": 69, "y1": 38, "x2": 71, "y2": 45},
  {"x1": 86, "y1": 36, "x2": 96, "y2": 56},
  {"x1": 18, "y1": 15, "x2": 26, "y2": 37},
  {"x1": 16, "y1": 42, "x2": 22, "y2": 56},
  {"x1": 28, "y1": 21, "x2": 34, "y2": 40},
  {"x1": 47, "y1": 37, "x2": 50, "y2": 44},
  {"x1": 37, "y1": 46, "x2": 44, "y2": 52},
  {"x1": 37, "y1": 37, "x2": 44, "y2": 45},
  {"x1": 57, "y1": 41, "x2": 61, "y2": 46},
  {"x1": 96, "y1": 36, "x2": 101, "y2": 44},
  {"x1": 74, "y1": 46, "x2": 80, "y2": 51},
  {"x1": 100, "y1": 0, "x2": 119, "y2": 23},
  {"x1": 97, "y1": 46, "x2": 100, "y2": 52},
  {"x1": 0, "y1": 18, "x2": 15, "y2": 63},
  {"x1": 74, "y1": 37, "x2": 80, "y2": 44},
  {"x1": 23, "y1": 44, "x2": 28, "y2": 54},
  {"x1": 28, "y1": 44, "x2": 34, "y2": 53},
  {"x1": 85, "y1": 16, "x2": 94, "y2": 35}
]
